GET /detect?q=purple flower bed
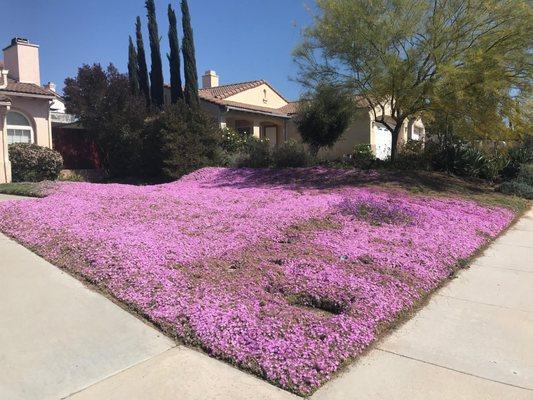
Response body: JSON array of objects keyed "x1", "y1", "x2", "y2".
[{"x1": 0, "y1": 167, "x2": 514, "y2": 395}]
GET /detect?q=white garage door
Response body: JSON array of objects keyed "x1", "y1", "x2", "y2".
[{"x1": 374, "y1": 123, "x2": 392, "y2": 160}]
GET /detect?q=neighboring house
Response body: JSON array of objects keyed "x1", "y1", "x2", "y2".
[
  {"x1": 0, "y1": 38, "x2": 94, "y2": 183},
  {"x1": 0, "y1": 38, "x2": 56, "y2": 183},
  {"x1": 165, "y1": 70, "x2": 426, "y2": 161}
]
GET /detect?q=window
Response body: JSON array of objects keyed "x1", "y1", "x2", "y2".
[{"x1": 6, "y1": 111, "x2": 33, "y2": 144}]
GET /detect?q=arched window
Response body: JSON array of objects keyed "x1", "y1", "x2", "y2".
[{"x1": 6, "y1": 111, "x2": 33, "y2": 144}]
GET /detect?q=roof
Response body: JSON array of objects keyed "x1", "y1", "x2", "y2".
[
  {"x1": 278, "y1": 102, "x2": 299, "y2": 115},
  {"x1": 198, "y1": 80, "x2": 269, "y2": 100},
  {"x1": 165, "y1": 79, "x2": 296, "y2": 117},
  {"x1": 0, "y1": 78, "x2": 55, "y2": 98}
]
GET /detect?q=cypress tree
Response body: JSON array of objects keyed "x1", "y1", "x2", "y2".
[
  {"x1": 167, "y1": 4, "x2": 184, "y2": 103},
  {"x1": 181, "y1": 0, "x2": 199, "y2": 108},
  {"x1": 146, "y1": 0, "x2": 164, "y2": 108},
  {"x1": 127, "y1": 36, "x2": 140, "y2": 95},
  {"x1": 135, "y1": 16, "x2": 151, "y2": 106}
]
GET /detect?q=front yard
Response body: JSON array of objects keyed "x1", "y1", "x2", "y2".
[{"x1": 0, "y1": 167, "x2": 523, "y2": 395}]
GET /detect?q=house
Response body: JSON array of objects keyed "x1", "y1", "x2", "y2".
[
  {"x1": 168, "y1": 70, "x2": 425, "y2": 160},
  {"x1": 0, "y1": 38, "x2": 57, "y2": 183},
  {"x1": 0, "y1": 38, "x2": 96, "y2": 183}
]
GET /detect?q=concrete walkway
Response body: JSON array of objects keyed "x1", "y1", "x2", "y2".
[{"x1": 0, "y1": 193, "x2": 531, "y2": 399}]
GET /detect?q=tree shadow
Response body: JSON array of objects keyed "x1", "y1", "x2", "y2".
[{"x1": 198, "y1": 167, "x2": 491, "y2": 195}]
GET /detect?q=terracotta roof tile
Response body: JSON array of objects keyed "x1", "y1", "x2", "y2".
[
  {"x1": 1, "y1": 79, "x2": 55, "y2": 97},
  {"x1": 278, "y1": 101, "x2": 299, "y2": 115},
  {"x1": 198, "y1": 80, "x2": 266, "y2": 100},
  {"x1": 165, "y1": 80, "x2": 296, "y2": 118}
]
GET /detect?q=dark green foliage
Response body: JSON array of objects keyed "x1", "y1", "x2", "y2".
[
  {"x1": 235, "y1": 139, "x2": 272, "y2": 168},
  {"x1": 168, "y1": 4, "x2": 184, "y2": 103},
  {"x1": 9, "y1": 143, "x2": 63, "y2": 182},
  {"x1": 498, "y1": 180, "x2": 533, "y2": 199},
  {"x1": 221, "y1": 127, "x2": 250, "y2": 153},
  {"x1": 127, "y1": 36, "x2": 140, "y2": 95},
  {"x1": 146, "y1": 0, "x2": 164, "y2": 108},
  {"x1": 64, "y1": 64, "x2": 147, "y2": 178},
  {"x1": 272, "y1": 140, "x2": 311, "y2": 168},
  {"x1": 295, "y1": 84, "x2": 352, "y2": 155},
  {"x1": 347, "y1": 144, "x2": 377, "y2": 170},
  {"x1": 142, "y1": 102, "x2": 223, "y2": 179},
  {"x1": 181, "y1": 0, "x2": 200, "y2": 108},
  {"x1": 135, "y1": 16, "x2": 150, "y2": 106}
]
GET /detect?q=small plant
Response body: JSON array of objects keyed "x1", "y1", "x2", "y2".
[
  {"x1": 498, "y1": 163, "x2": 533, "y2": 199},
  {"x1": 221, "y1": 127, "x2": 250, "y2": 153},
  {"x1": 346, "y1": 144, "x2": 376, "y2": 169},
  {"x1": 9, "y1": 143, "x2": 63, "y2": 182},
  {"x1": 498, "y1": 180, "x2": 533, "y2": 199},
  {"x1": 235, "y1": 138, "x2": 272, "y2": 168},
  {"x1": 272, "y1": 140, "x2": 311, "y2": 168}
]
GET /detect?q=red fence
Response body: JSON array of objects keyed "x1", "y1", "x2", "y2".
[{"x1": 52, "y1": 127, "x2": 100, "y2": 170}]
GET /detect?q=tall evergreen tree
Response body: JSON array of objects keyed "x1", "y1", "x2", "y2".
[
  {"x1": 146, "y1": 0, "x2": 164, "y2": 108},
  {"x1": 127, "y1": 36, "x2": 140, "y2": 95},
  {"x1": 135, "y1": 16, "x2": 151, "y2": 106},
  {"x1": 181, "y1": 0, "x2": 199, "y2": 107},
  {"x1": 167, "y1": 4, "x2": 184, "y2": 103}
]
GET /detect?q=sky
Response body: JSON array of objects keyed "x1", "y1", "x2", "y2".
[{"x1": 1, "y1": 0, "x2": 315, "y2": 101}]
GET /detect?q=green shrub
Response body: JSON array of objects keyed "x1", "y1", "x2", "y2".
[
  {"x1": 9, "y1": 143, "x2": 63, "y2": 182},
  {"x1": 235, "y1": 138, "x2": 272, "y2": 168},
  {"x1": 142, "y1": 102, "x2": 223, "y2": 180},
  {"x1": 517, "y1": 163, "x2": 533, "y2": 186},
  {"x1": 272, "y1": 140, "x2": 310, "y2": 168},
  {"x1": 221, "y1": 127, "x2": 249, "y2": 153},
  {"x1": 498, "y1": 180, "x2": 533, "y2": 199},
  {"x1": 346, "y1": 144, "x2": 376, "y2": 169},
  {"x1": 425, "y1": 141, "x2": 504, "y2": 180}
]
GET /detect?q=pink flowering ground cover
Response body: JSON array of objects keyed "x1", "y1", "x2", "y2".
[{"x1": 0, "y1": 167, "x2": 516, "y2": 395}]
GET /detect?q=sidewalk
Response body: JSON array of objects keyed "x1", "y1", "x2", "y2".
[{"x1": 0, "y1": 194, "x2": 531, "y2": 399}]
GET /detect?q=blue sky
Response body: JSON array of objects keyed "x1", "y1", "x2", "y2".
[{"x1": 1, "y1": 1, "x2": 314, "y2": 100}]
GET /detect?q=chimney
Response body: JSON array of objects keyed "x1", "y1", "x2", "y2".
[
  {"x1": 202, "y1": 70, "x2": 219, "y2": 89},
  {"x1": 44, "y1": 82, "x2": 56, "y2": 92},
  {"x1": 0, "y1": 65, "x2": 7, "y2": 89},
  {"x1": 3, "y1": 37, "x2": 41, "y2": 85}
]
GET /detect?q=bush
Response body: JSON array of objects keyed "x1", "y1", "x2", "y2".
[
  {"x1": 272, "y1": 140, "x2": 311, "y2": 168},
  {"x1": 235, "y1": 138, "x2": 272, "y2": 168},
  {"x1": 517, "y1": 163, "x2": 533, "y2": 186},
  {"x1": 142, "y1": 102, "x2": 223, "y2": 180},
  {"x1": 345, "y1": 144, "x2": 376, "y2": 169},
  {"x1": 9, "y1": 143, "x2": 63, "y2": 182},
  {"x1": 64, "y1": 64, "x2": 147, "y2": 178},
  {"x1": 498, "y1": 180, "x2": 533, "y2": 199},
  {"x1": 221, "y1": 127, "x2": 249, "y2": 153},
  {"x1": 295, "y1": 83, "x2": 353, "y2": 155}
]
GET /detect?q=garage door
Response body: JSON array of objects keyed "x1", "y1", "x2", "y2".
[{"x1": 374, "y1": 123, "x2": 392, "y2": 160}]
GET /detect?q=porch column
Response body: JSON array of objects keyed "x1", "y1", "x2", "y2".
[
  {"x1": 252, "y1": 120, "x2": 261, "y2": 139},
  {"x1": 0, "y1": 103, "x2": 12, "y2": 183}
]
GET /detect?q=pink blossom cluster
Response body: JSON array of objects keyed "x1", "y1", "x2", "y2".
[{"x1": 0, "y1": 167, "x2": 514, "y2": 394}]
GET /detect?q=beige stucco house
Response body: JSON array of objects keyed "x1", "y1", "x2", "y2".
[
  {"x1": 169, "y1": 70, "x2": 425, "y2": 161},
  {"x1": 0, "y1": 38, "x2": 57, "y2": 183}
]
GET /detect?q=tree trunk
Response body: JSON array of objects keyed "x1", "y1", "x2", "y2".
[{"x1": 390, "y1": 125, "x2": 402, "y2": 162}]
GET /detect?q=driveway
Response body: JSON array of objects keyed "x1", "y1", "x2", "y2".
[{"x1": 0, "y1": 194, "x2": 531, "y2": 399}]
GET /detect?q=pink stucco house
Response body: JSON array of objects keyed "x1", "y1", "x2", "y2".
[{"x1": 0, "y1": 38, "x2": 57, "y2": 183}]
